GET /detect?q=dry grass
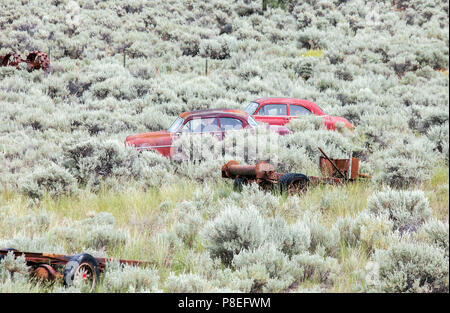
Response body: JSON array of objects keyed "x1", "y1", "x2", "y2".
[{"x1": 1, "y1": 164, "x2": 447, "y2": 292}]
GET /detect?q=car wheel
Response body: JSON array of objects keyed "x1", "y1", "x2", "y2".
[
  {"x1": 63, "y1": 253, "x2": 100, "y2": 292},
  {"x1": 279, "y1": 173, "x2": 309, "y2": 195}
]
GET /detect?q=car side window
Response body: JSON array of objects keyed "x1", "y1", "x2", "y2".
[
  {"x1": 257, "y1": 104, "x2": 287, "y2": 116},
  {"x1": 181, "y1": 119, "x2": 194, "y2": 133},
  {"x1": 220, "y1": 117, "x2": 243, "y2": 131},
  {"x1": 200, "y1": 118, "x2": 219, "y2": 133},
  {"x1": 290, "y1": 105, "x2": 312, "y2": 116},
  {"x1": 183, "y1": 118, "x2": 219, "y2": 133}
]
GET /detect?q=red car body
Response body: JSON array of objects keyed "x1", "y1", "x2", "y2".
[
  {"x1": 125, "y1": 109, "x2": 290, "y2": 158},
  {"x1": 245, "y1": 98, "x2": 354, "y2": 130}
]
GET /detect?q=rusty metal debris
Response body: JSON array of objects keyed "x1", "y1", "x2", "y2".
[
  {"x1": 0, "y1": 50, "x2": 50, "y2": 72},
  {"x1": 0, "y1": 249, "x2": 148, "y2": 291},
  {"x1": 222, "y1": 147, "x2": 370, "y2": 195}
]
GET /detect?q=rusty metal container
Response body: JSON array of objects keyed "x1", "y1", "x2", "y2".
[{"x1": 319, "y1": 156, "x2": 359, "y2": 180}]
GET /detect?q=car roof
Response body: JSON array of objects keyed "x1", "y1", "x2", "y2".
[
  {"x1": 252, "y1": 97, "x2": 319, "y2": 107},
  {"x1": 179, "y1": 109, "x2": 249, "y2": 119}
]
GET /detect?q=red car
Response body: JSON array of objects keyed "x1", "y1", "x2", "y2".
[
  {"x1": 125, "y1": 109, "x2": 290, "y2": 158},
  {"x1": 245, "y1": 98, "x2": 354, "y2": 130}
]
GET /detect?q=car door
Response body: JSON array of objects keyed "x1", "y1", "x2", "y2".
[
  {"x1": 180, "y1": 117, "x2": 220, "y2": 136},
  {"x1": 172, "y1": 117, "x2": 221, "y2": 159},
  {"x1": 199, "y1": 117, "x2": 221, "y2": 139},
  {"x1": 254, "y1": 103, "x2": 289, "y2": 125},
  {"x1": 219, "y1": 117, "x2": 244, "y2": 139},
  {"x1": 288, "y1": 103, "x2": 313, "y2": 122}
]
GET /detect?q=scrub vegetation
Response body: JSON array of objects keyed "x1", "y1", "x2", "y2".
[{"x1": 0, "y1": 0, "x2": 448, "y2": 292}]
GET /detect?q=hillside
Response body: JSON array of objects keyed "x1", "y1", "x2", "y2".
[{"x1": 0, "y1": 0, "x2": 448, "y2": 293}]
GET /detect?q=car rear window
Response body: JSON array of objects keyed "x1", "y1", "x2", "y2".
[{"x1": 290, "y1": 104, "x2": 312, "y2": 116}]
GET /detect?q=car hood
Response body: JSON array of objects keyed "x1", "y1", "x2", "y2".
[{"x1": 125, "y1": 131, "x2": 172, "y2": 147}]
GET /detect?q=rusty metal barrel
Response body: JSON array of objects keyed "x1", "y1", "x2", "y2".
[{"x1": 319, "y1": 156, "x2": 359, "y2": 180}]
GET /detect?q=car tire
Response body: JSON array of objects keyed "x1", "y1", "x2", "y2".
[
  {"x1": 279, "y1": 173, "x2": 309, "y2": 195},
  {"x1": 233, "y1": 178, "x2": 247, "y2": 192},
  {"x1": 63, "y1": 253, "x2": 100, "y2": 292}
]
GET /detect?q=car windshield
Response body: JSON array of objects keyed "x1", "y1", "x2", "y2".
[
  {"x1": 245, "y1": 102, "x2": 259, "y2": 115},
  {"x1": 248, "y1": 116, "x2": 258, "y2": 127},
  {"x1": 167, "y1": 117, "x2": 184, "y2": 132}
]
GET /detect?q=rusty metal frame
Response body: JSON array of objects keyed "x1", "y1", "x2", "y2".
[{"x1": 0, "y1": 249, "x2": 148, "y2": 282}]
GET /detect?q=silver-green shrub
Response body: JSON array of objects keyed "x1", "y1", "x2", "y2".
[
  {"x1": 46, "y1": 212, "x2": 128, "y2": 253},
  {"x1": 231, "y1": 244, "x2": 296, "y2": 292},
  {"x1": 201, "y1": 205, "x2": 266, "y2": 266},
  {"x1": 81, "y1": 224, "x2": 128, "y2": 251},
  {"x1": 100, "y1": 261, "x2": 160, "y2": 293},
  {"x1": 0, "y1": 252, "x2": 38, "y2": 293},
  {"x1": 426, "y1": 122, "x2": 449, "y2": 163},
  {"x1": 417, "y1": 219, "x2": 449, "y2": 257},
  {"x1": 285, "y1": 115, "x2": 326, "y2": 132},
  {"x1": 282, "y1": 128, "x2": 354, "y2": 160},
  {"x1": 367, "y1": 188, "x2": 432, "y2": 233},
  {"x1": 372, "y1": 135, "x2": 436, "y2": 188},
  {"x1": 266, "y1": 217, "x2": 311, "y2": 257},
  {"x1": 1, "y1": 209, "x2": 51, "y2": 235},
  {"x1": 164, "y1": 273, "x2": 211, "y2": 292},
  {"x1": 19, "y1": 163, "x2": 77, "y2": 199},
  {"x1": 0, "y1": 251, "x2": 29, "y2": 281},
  {"x1": 0, "y1": 234, "x2": 66, "y2": 255},
  {"x1": 62, "y1": 139, "x2": 174, "y2": 190},
  {"x1": 307, "y1": 217, "x2": 340, "y2": 257},
  {"x1": 199, "y1": 35, "x2": 237, "y2": 60},
  {"x1": 371, "y1": 242, "x2": 449, "y2": 293},
  {"x1": 239, "y1": 184, "x2": 280, "y2": 217},
  {"x1": 291, "y1": 253, "x2": 340, "y2": 285},
  {"x1": 174, "y1": 205, "x2": 203, "y2": 248}
]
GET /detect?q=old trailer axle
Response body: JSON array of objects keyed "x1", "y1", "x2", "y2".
[{"x1": 0, "y1": 249, "x2": 148, "y2": 291}]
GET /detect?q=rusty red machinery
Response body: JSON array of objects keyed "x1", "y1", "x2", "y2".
[
  {"x1": 0, "y1": 52, "x2": 22, "y2": 67},
  {"x1": 222, "y1": 147, "x2": 371, "y2": 194},
  {"x1": 0, "y1": 50, "x2": 50, "y2": 72},
  {"x1": 0, "y1": 248, "x2": 148, "y2": 292}
]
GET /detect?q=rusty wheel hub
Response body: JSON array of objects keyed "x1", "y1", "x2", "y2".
[{"x1": 74, "y1": 262, "x2": 96, "y2": 291}]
